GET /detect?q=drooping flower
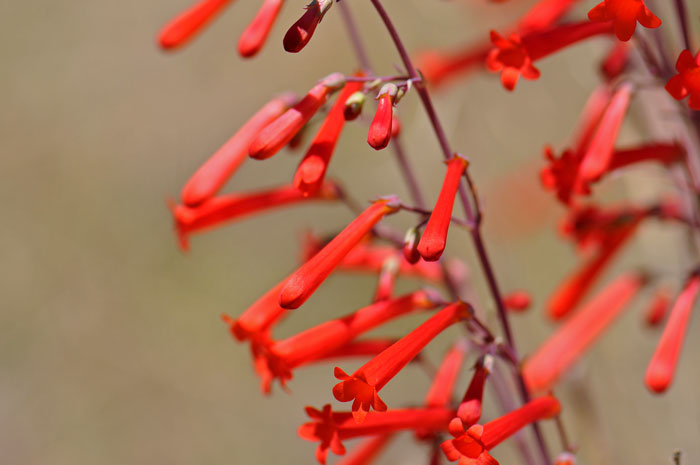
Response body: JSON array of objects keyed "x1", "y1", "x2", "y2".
[
  {"x1": 645, "y1": 275, "x2": 700, "y2": 393},
  {"x1": 442, "y1": 396, "x2": 561, "y2": 465},
  {"x1": 418, "y1": 154, "x2": 469, "y2": 261},
  {"x1": 294, "y1": 77, "x2": 365, "y2": 196},
  {"x1": 454, "y1": 355, "x2": 493, "y2": 428},
  {"x1": 487, "y1": 21, "x2": 614, "y2": 90},
  {"x1": 181, "y1": 94, "x2": 295, "y2": 206},
  {"x1": 280, "y1": 198, "x2": 400, "y2": 309},
  {"x1": 423, "y1": 341, "x2": 469, "y2": 409},
  {"x1": 249, "y1": 73, "x2": 346, "y2": 160},
  {"x1": 252, "y1": 291, "x2": 439, "y2": 391},
  {"x1": 333, "y1": 301, "x2": 472, "y2": 422},
  {"x1": 503, "y1": 291, "x2": 532, "y2": 312},
  {"x1": 343, "y1": 91, "x2": 366, "y2": 121},
  {"x1": 644, "y1": 286, "x2": 671, "y2": 327},
  {"x1": 665, "y1": 49, "x2": 700, "y2": 110},
  {"x1": 600, "y1": 40, "x2": 631, "y2": 80},
  {"x1": 588, "y1": 0, "x2": 661, "y2": 42},
  {"x1": 283, "y1": 0, "x2": 333, "y2": 53},
  {"x1": 402, "y1": 227, "x2": 421, "y2": 265},
  {"x1": 525, "y1": 273, "x2": 644, "y2": 392},
  {"x1": 575, "y1": 82, "x2": 634, "y2": 192},
  {"x1": 367, "y1": 84, "x2": 398, "y2": 150},
  {"x1": 238, "y1": 0, "x2": 285, "y2": 58},
  {"x1": 171, "y1": 182, "x2": 338, "y2": 251},
  {"x1": 373, "y1": 257, "x2": 399, "y2": 302},
  {"x1": 158, "y1": 0, "x2": 233, "y2": 50},
  {"x1": 222, "y1": 279, "x2": 290, "y2": 342},
  {"x1": 299, "y1": 404, "x2": 455, "y2": 463}
]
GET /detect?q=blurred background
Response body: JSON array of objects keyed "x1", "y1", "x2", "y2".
[{"x1": 2, "y1": 0, "x2": 700, "y2": 464}]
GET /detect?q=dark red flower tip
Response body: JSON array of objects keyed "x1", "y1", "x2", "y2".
[
  {"x1": 279, "y1": 198, "x2": 399, "y2": 309},
  {"x1": 601, "y1": 40, "x2": 631, "y2": 80},
  {"x1": 249, "y1": 73, "x2": 346, "y2": 160},
  {"x1": 588, "y1": 0, "x2": 661, "y2": 42},
  {"x1": 644, "y1": 286, "x2": 671, "y2": 327},
  {"x1": 418, "y1": 154, "x2": 469, "y2": 261},
  {"x1": 294, "y1": 75, "x2": 365, "y2": 196},
  {"x1": 283, "y1": 0, "x2": 333, "y2": 53},
  {"x1": 158, "y1": 0, "x2": 233, "y2": 51},
  {"x1": 367, "y1": 84, "x2": 398, "y2": 150},
  {"x1": 666, "y1": 50, "x2": 700, "y2": 110},
  {"x1": 645, "y1": 275, "x2": 700, "y2": 393},
  {"x1": 238, "y1": 0, "x2": 284, "y2": 58},
  {"x1": 180, "y1": 94, "x2": 295, "y2": 207}
]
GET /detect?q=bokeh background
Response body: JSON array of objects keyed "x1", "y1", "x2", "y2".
[{"x1": 2, "y1": 1, "x2": 700, "y2": 464}]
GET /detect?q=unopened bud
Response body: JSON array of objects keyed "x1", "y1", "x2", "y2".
[{"x1": 343, "y1": 91, "x2": 366, "y2": 121}]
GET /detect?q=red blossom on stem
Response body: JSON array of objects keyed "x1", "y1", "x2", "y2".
[
  {"x1": 442, "y1": 396, "x2": 561, "y2": 465},
  {"x1": 424, "y1": 341, "x2": 469, "y2": 409},
  {"x1": 333, "y1": 302, "x2": 472, "y2": 422},
  {"x1": 171, "y1": 182, "x2": 338, "y2": 251},
  {"x1": 525, "y1": 273, "x2": 644, "y2": 392},
  {"x1": 299, "y1": 404, "x2": 455, "y2": 464},
  {"x1": 503, "y1": 291, "x2": 532, "y2": 312},
  {"x1": 280, "y1": 198, "x2": 400, "y2": 309},
  {"x1": 644, "y1": 286, "x2": 671, "y2": 327},
  {"x1": 222, "y1": 279, "x2": 289, "y2": 342},
  {"x1": 487, "y1": 21, "x2": 614, "y2": 90},
  {"x1": 665, "y1": 50, "x2": 700, "y2": 110},
  {"x1": 249, "y1": 73, "x2": 346, "y2": 160},
  {"x1": 418, "y1": 154, "x2": 469, "y2": 261},
  {"x1": 368, "y1": 84, "x2": 398, "y2": 150},
  {"x1": 373, "y1": 257, "x2": 399, "y2": 302},
  {"x1": 453, "y1": 355, "x2": 492, "y2": 428},
  {"x1": 588, "y1": 0, "x2": 661, "y2": 42},
  {"x1": 238, "y1": 0, "x2": 285, "y2": 58},
  {"x1": 645, "y1": 275, "x2": 700, "y2": 393},
  {"x1": 181, "y1": 94, "x2": 294, "y2": 206},
  {"x1": 283, "y1": 0, "x2": 333, "y2": 53},
  {"x1": 294, "y1": 76, "x2": 365, "y2": 196},
  {"x1": 601, "y1": 41, "x2": 631, "y2": 80},
  {"x1": 158, "y1": 0, "x2": 232, "y2": 50}
]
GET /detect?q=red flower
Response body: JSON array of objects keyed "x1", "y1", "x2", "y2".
[
  {"x1": 180, "y1": 94, "x2": 294, "y2": 207},
  {"x1": 454, "y1": 356, "x2": 492, "y2": 428},
  {"x1": 424, "y1": 342, "x2": 469, "y2": 409},
  {"x1": 158, "y1": 0, "x2": 232, "y2": 50},
  {"x1": 588, "y1": 0, "x2": 661, "y2": 42},
  {"x1": 294, "y1": 76, "x2": 365, "y2": 196},
  {"x1": 644, "y1": 286, "x2": 671, "y2": 327},
  {"x1": 575, "y1": 82, "x2": 634, "y2": 192},
  {"x1": 645, "y1": 275, "x2": 700, "y2": 393},
  {"x1": 333, "y1": 302, "x2": 472, "y2": 422},
  {"x1": 335, "y1": 435, "x2": 394, "y2": 465},
  {"x1": 487, "y1": 21, "x2": 613, "y2": 90},
  {"x1": 600, "y1": 41, "x2": 631, "y2": 80},
  {"x1": 171, "y1": 182, "x2": 338, "y2": 251},
  {"x1": 442, "y1": 396, "x2": 561, "y2": 465},
  {"x1": 503, "y1": 291, "x2": 531, "y2": 312},
  {"x1": 524, "y1": 273, "x2": 644, "y2": 392},
  {"x1": 251, "y1": 291, "x2": 439, "y2": 392},
  {"x1": 367, "y1": 84, "x2": 398, "y2": 150},
  {"x1": 221, "y1": 279, "x2": 289, "y2": 342},
  {"x1": 249, "y1": 73, "x2": 345, "y2": 160},
  {"x1": 418, "y1": 154, "x2": 469, "y2": 261},
  {"x1": 665, "y1": 50, "x2": 700, "y2": 110},
  {"x1": 415, "y1": 42, "x2": 491, "y2": 87},
  {"x1": 373, "y1": 257, "x2": 399, "y2": 302},
  {"x1": 283, "y1": 0, "x2": 333, "y2": 53},
  {"x1": 299, "y1": 404, "x2": 455, "y2": 464},
  {"x1": 238, "y1": 0, "x2": 284, "y2": 58},
  {"x1": 280, "y1": 198, "x2": 400, "y2": 309}
]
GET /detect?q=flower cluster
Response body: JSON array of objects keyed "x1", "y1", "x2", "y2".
[{"x1": 158, "y1": 0, "x2": 700, "y2": 464}]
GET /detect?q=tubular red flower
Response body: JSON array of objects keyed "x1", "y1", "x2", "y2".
[
  {"x1": 314, "y1": 339, "x2": 399, "y2": 362},
  {"x1": 222, "y1": 278, "x2": 290, "y2": 342},
  {"x1": 665, "y1": 50, "x2": 700, "y2": 110},
  {"x1": 335, "y1": 435, "x2": 394, "y2": 465},
  {"x1": 294, "y1": 77, "x2": 365, "y2": 196},
  {"x1": 171, "y1": 182, "x2": 338, "y2": 251},
  {"x1": 442, "y1": 396, "x2": 561, "y2": 465},
  {"x1": 487, "y1": 21, "x2": 613, "y2": 90},
  {"x1": 238, "y1": 0, "x2": 284, "y2": 58},
  {"x1": 645, "y1": 275, "x2": 700, "y2": 393},
  {"x1": 517, "y1": 0, "x2": 582, "y2": 32},
  {"x1": 283, "y1": 0, "x2": 332, "y2": 53},
  {"x1": 424, "y1": 341, "x2": 468, "y2": 409},
  {"x1": 249, "y1": 74, "x2": 345, "y2": 160},
  {"x1": 373, "y1": 257, "x2": 399, "y2": 302},
  {"x1": 600, "y1": 41, "x2": 631, "y2": 80},
  {"x1": 158, "y1": 0, "x2": 233, "y2": 50},
  {"x1": 333, "y1": 302, "x2": 472, "y2": 422},
  {"x1": 588, "y1": 0, "x2": 661, "y2": 42},
  {"x1": 454, "y1": 355, "x2": 492, "y2": 428},
  {"x1": 525, "y1": 273, "x2": 644, "y2": 392},
  {"x1": 367, "y1": 84, "x2": 397, "y2": 150},
  {"x1": 181, "y1": 95, "x2": 294, "y2": 206},
  {"x1": 418, "y1": 154, "x2": 469, "y2": 261},
  {"x1": 607, "y1": 143, "x2": 685, "y2": 172},
  {"x1": 503, "y1": 291, "x2": 531, "y2": 312},
  {"x1": 253, "y1": 291, "x2": 439, "y2": 390},
  {"x1": 547, "y1": 211, "x2": 640, "y2": 320},
  {"x1": 644, "y1": 286, "x2": 671, "y2": 327},
  {"x1": 415, "y1": 43, "x2": 491, "y2": 87},
  {"x1": 575, "y1": 82, "x2": 634, "y2": 192},
  {"x1": 299, "y1": 404, "x2": 455, "y2": 464},
  {"x1": 280, "y1": 198, "x2": 400, "y2": 309}
]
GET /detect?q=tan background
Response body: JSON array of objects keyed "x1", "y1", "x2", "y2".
[{"x1": 2, "y1": 1, "x2": 699, "y2": 464}]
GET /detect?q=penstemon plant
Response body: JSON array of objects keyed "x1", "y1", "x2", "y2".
[{"x1": 159, "y1": 0, "x2": 700, "y2": 464}]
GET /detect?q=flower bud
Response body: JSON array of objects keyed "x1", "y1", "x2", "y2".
[{"x1": 344, "y1": 91, "x2": 366, "y2": 121}]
